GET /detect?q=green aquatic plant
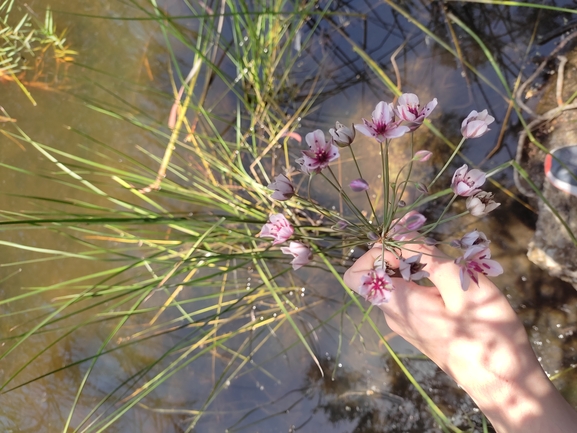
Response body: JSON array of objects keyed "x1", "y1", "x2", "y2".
[
  {"x1": 1, "y1": 1, "x2": 576, "y2": 432},
  {"x1": 0, "y1": 0, "x2": 76, "y2": 104}
]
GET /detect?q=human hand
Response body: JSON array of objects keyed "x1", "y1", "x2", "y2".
[{"x1": 344, "y1": 241, "x2": 577, "y2": 433}]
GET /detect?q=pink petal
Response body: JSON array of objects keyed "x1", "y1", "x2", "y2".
[
  {"x1": 372, "y1": 101, "x2": 391, "y2": 125},
  {"x1": 398, "y1": 93, "x2": 419, "y2": 107},
  {"x1": 384, "y1": 124, "x2": 410, "y2": 139},
  {"x1": 305, "y1": 129, "x2": 326, "y2": 151},
  {"x1": 423, "y1": 98, "x2": 438, "y2": 116},
  {"x1": 404, "y1": 213, "x2": 426, "y2": 231}
]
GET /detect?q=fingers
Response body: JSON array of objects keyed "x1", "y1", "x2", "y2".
[
  {"x1": 399, "y1": 241, "x2": 505, "y2": 313},
  {"x1": 343, "y1": 245, "x2": 397, "y2": 294},
  {"x1": 377, "y1": 279, "x2": 445, "y2": 340},
  {"x1": 344, "y1": 242, "x2": 468, "y2": 313}
]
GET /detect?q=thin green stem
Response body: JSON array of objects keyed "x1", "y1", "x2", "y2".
[
  {"x1": 422, "y1": 194, "x2": 458, "y2": 236},
  {"x1": 306, "y1": 175, "x2": 339, "y2": 224},
  {"x1": 379, "y1": 141, "x2": 388, "y2": 237},
  {"x1": 349, "y1": 146, "x2": 379, "y2": 226},
  {"x1": 324, "y1": 167, "x2": 373, "y2": 230},
  {"x1": 428, "y1": 137, "x2": 466, "y2": 190},
  {"x1": 395, "y1": 133, "x2": 415, "y2": 210}
]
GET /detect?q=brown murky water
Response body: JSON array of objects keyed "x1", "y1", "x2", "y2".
[{"x1": 2, "y1": 1, "x2": 577, "y2": 432}]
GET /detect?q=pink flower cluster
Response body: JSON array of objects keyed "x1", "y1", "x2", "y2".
[
  {"x1": 258, "y1": 213, "x2": 312, "y2": 270},
  {"x1": 355, "y1": 93, "x2": 437, "y2": 142},
  {"x1": 258, "y1": 95, "x2": 504, "y2": 306}
]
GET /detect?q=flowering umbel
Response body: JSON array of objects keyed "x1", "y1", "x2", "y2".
[
  {"x1": 359, "y1": 269, "x2": 395, "y2": 305},
  {"x1": 281, "y1": 242, "x2": 312, "y2": 270},
  {"x1": 259, "y1": 214, "x2": 294, "y2": 245},
  {"x1": 355, "y1": 101, "x2": 410, "y2": 142},
  {"x1": 255, "y1": 93, "x2": 504, "y2": 305},
  {"x1": 296, "y1": 130, "x2": 340, "y2": 174},
  {"x1": 451, "y1": 164, "x2": 486, "y2": 197}
]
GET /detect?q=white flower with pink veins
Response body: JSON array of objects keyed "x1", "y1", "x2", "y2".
[
  {"x1": 355, "y1": 101, "x2": 410, "y2": 142},
  {"x1": 258, "y1": 213, "x2": 294, "y2": 245},
  {"x1": 281, "y1": 241, "x2": 312, "y2": 270}
]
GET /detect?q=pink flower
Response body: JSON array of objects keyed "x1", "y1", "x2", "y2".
[
  {"x1": 267, "y1": 174, "x2": 295, "y2": 201},
  {"x1": 451, "y1": 164, "x2": 486, "y2": 197},
  {"x1": 296, "y1": 130, "x2": 340, "y2": 174},
  {"x1": 355, "y1": 101, "x2": 410, "y2": 142},
  {"x1": 413, "y1": 150, "x2": 433, "y2": 162},
  {"x1": 461, "y1": 109, "x2": 495, "y2": 139},
  {"x1": 329, "y1": 122, "x2": 355, "y2": 147},
  {"x1": 259, "y1": 213, "x2": 294, "y2": 245},
  {"x1": 455, "y1": 246, "x2": 503, "y2": 291},
  {"x1": 452, "y1": 229, "x2": 490, "y2": 250},
  {"x1": 399, "y1": 254, "x2": 429, "y2": 281},
  {"x1": 281, "y1": 241, "x2": 312, "y2": 270},
  {"x1": 395, "y1": 93, "x2": 437, "y2": 131},
  {"x1": 349, "y1": 178, "x2": 369, "y2": 192},
  {"x1": 358, "y1": 269, "x2": 395, "y2": 305},
  {"x1": 390, "y1": 211, "x2": 426, "y2": 240},
  {"x1": 466, "y1": 191, "x2": 500, "y2": 217}
]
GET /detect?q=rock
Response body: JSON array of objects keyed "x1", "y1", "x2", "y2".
[{"x1": 517, "y1": 41, "x2": 577, "y2": 289}]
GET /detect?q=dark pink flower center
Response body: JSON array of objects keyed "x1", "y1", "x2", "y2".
[
  {"x1": 369, "y1": 274, "x2": 391, "y2": 296},
  {"x1": 407, "y1": 105, "x2": 420, "y2": 116},
  {"x1": 315, "y1": 148, "x2": 331, "y2": 164},
  {"x1": 467, "y1": 257, "x2": 489, "y2": 275},
  {"x1": 373, "y1": 121, "x2": 392, "y2": 135}
]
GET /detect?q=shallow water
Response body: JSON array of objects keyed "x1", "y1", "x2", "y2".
[{"x1": 2, "y1": 1, "x2": 577, "y2": 432}]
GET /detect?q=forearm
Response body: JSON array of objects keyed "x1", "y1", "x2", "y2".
[{"x1": 466, "y1": 367, "x2": 577, "y2": 433}]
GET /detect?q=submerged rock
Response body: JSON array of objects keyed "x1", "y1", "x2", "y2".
[{"x1": 516, "y1": 42, "x2": 577, "y2": 289}]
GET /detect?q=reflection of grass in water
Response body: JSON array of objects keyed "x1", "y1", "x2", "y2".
[
  {"x1": 1, "y1": 1, "x2": 577, "y2": 432},
  {"x1": 0, "y1": 1, "x2": 77, "y2": 104}
]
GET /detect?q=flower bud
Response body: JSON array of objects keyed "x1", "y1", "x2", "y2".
[
  {"x1": 416, "y1": 183, "x2": 429, "y2": 195},
  {"x1": 329, "y1": 122, "x2": 355, "y2": 147},
  {"x1": 332, "y1": 220, "x2": 349, "y2": 230},
  {"x1": 413, "y1": 150, "x2": 433, "y2": 162},
  {"x1": 367, "y1": 232, "x2": 380, "y2": 241},
  {"x1": 349, "y1": 178, "x2": 369, "y2": 192}
]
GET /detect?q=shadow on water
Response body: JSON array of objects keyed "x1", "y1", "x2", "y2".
[{"x1": 3, "y1": 0, "x2": 577, "y2": 431}]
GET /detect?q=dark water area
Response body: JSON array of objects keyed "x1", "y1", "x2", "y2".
[{"x1": 2, "y1": 0, "x2": 577, "y2": 432}]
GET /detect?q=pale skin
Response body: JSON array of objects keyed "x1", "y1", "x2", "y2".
[{"x1": 344, "y1": 241, "x2": 577, "y2": 433}]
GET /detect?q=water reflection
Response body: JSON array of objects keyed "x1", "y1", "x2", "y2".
[{"x1": 2, "y1": 0, "x2": 577, "y2": 431}]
